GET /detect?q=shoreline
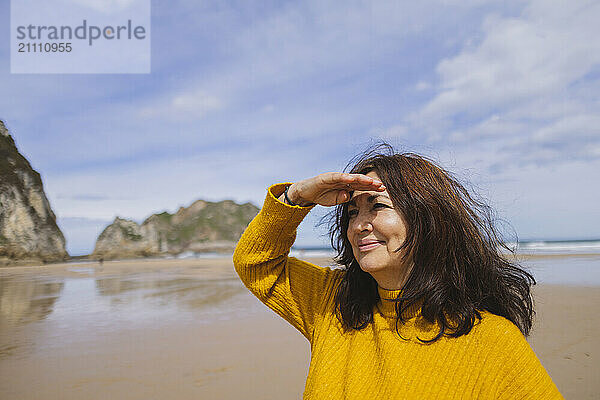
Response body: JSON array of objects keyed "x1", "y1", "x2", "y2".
[{"x1": 1, "y1": 251, "x2": 599, "y2": 271}]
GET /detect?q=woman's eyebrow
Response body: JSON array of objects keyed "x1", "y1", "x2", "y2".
[{"x1": 348, "y1": 194, "x2": 390, "y2": 207}]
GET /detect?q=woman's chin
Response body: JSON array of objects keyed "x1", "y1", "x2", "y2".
[{"x1": 357, "y1": 261, "x2": 383, "y2": 274}]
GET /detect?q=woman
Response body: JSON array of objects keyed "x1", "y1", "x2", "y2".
[{"x1": 233, "y1": 145, "x2": 563, "y2": 399}]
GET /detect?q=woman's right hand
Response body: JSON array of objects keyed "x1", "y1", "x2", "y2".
[{"x1": 281, "y1": 172, "x2": 386, "y2": 207}]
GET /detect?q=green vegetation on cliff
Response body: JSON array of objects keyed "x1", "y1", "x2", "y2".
[{"x1": 93, "y1": 198, "x2": 260, "y2": 259}]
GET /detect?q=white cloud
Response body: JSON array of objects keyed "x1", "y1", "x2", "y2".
[
  {"x1": 415, "y1": 81, "x2": 432, "y2": 91},
  {"x1": 381, "y1": 0, "x2": 600, "y2": 170},
  {"x1": 207, "y1": 1, "x2": 514, "y2": 96},
  {"x1": 139, "y1": 88, "x2": 223, "y2": 121},
  {"x1": 532, "y1": 114, "x2": 600, "y2": 143},
  {"x1": 422, "y1": 1, "x2": 600, "y2": 119}
]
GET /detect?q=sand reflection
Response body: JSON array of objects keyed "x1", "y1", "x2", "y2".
[
  {"x1": 0, "y1": 275, "x2": 64, "y2": 358},
  {"x1": 0, "y1": 276, "x2": 64, "y2": 326},
  {"x1": 94, "y1": 275, "x2": 246, "y2": 310}
]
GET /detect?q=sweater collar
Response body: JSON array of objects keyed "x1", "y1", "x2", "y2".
[{"x1": 376, "y1": 286, "x2": 422, "y2": 319}]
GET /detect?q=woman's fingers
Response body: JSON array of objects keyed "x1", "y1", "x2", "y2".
[
  {"x1": 342, "y1": 176, "x2": 386, "y2": 193},
  {"x1": 335, "y1": 190, "x2": 349, "y2": 204},
  {"x1": 292, "y1": 172, "x2": 387, "y2": 207},
  {"x1": 321, "y1": 172, "x2": 385, "y2": 188}
]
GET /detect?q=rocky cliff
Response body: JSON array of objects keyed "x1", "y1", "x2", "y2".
[
  {"x1": 0, "y1": 120, "x2": 68, "y2": 264},
  {"x1": 91, "y1": 198, "x2": 259, "y2": 259}
]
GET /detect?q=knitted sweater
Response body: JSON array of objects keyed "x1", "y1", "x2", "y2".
[{"x1": 233, "y1": 183, "x2": 564, "y2": 399}]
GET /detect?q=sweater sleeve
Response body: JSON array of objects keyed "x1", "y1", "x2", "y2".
[
  {"x1": 232, "y1": 183, "x2": 342, "y2": 342},
  {"x1": 494, "y1": 319, "x2": 564, "y2": 399}
]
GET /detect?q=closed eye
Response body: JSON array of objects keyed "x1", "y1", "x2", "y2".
[
  {"x1": 373, "y1": 203, "x2": 388, "y2": 209},
  {"x1": 348, "y1": 203, "x2": 389, "y2": 217}
]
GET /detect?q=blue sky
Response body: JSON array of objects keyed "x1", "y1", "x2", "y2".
[{"x1": 1, "y1": 0, "x2": 599, "y2": 255}]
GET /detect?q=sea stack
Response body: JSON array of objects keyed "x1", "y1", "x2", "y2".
[
  {"x1": 92, "y1": 199, "x2": 259, "y2": 260},
  {"x1": 0, "y1": 120, "x2": 68, "y2": 264}
]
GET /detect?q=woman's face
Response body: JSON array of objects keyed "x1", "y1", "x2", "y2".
[{"x1": 346, "y1": 170, "x2": 411, "y2": 289}]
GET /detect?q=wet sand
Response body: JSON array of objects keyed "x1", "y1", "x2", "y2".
[
  {"x1": 1, "y1": 257, "x2": 598, "y2": 399},
  {"x1": 2, "y1": 312, "x2": 309, "y2": 400}
]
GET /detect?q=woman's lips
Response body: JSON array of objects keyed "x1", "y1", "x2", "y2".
[{"x1": 358, "y1": 241, "x2": 384, "y2": 251}]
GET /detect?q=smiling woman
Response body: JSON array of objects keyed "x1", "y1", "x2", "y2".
[
  {"x1": 346, "y1": 171, "x2": 409, "y2": 290},
  {"x1": 233, "y1": 143, "x2": 564, "y2": 399}
]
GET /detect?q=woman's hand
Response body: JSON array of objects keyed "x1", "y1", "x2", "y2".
[{"x1": 280, "y1": 172, "x2": 386, "y2": 207}]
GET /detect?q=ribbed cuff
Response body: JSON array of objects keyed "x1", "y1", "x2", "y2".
[{"x1": 256, "y1": 183, "x2": 315, "y2": 240}]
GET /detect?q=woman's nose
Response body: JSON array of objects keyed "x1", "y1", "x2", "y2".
[{"x1": 352, "y1": 213, "x2": 372, "y2": 233}]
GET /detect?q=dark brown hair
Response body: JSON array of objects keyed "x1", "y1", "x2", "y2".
[{"x1": 326, "y1": 143, "x2": 536, "y2": 343}]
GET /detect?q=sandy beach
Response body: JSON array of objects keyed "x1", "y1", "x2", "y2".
[{"x1": 1, "y1": 256, "x2": 598, "y2": 399}]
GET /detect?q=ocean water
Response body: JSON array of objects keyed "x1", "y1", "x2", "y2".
[
  {"x1": 291, "y1": 242, "x2": 600, "y2": 287},
  {"x1": 511, "y1": 239, "x2": 600, "y2": 255},
  {"x1": 165, "y1": 239, "x2": 600, "y2": 260},
  {"x1": 146, "y1": 239, "x2": 600, "y2": 287}
]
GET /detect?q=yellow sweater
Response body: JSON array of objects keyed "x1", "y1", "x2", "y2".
[{"x1": 233, "y1": 183, "x2": 564, "y2": 399}]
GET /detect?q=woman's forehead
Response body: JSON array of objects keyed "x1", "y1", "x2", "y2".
[
  {"x1": 364, "y1": 170, "x2": 380, "y2": 179},
  {"x1": 348, "y1": 190, "x2": 391, "y2": 205},
  {"x1": 347, "y1": 170, "x2": 390, "y2": 204}
]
